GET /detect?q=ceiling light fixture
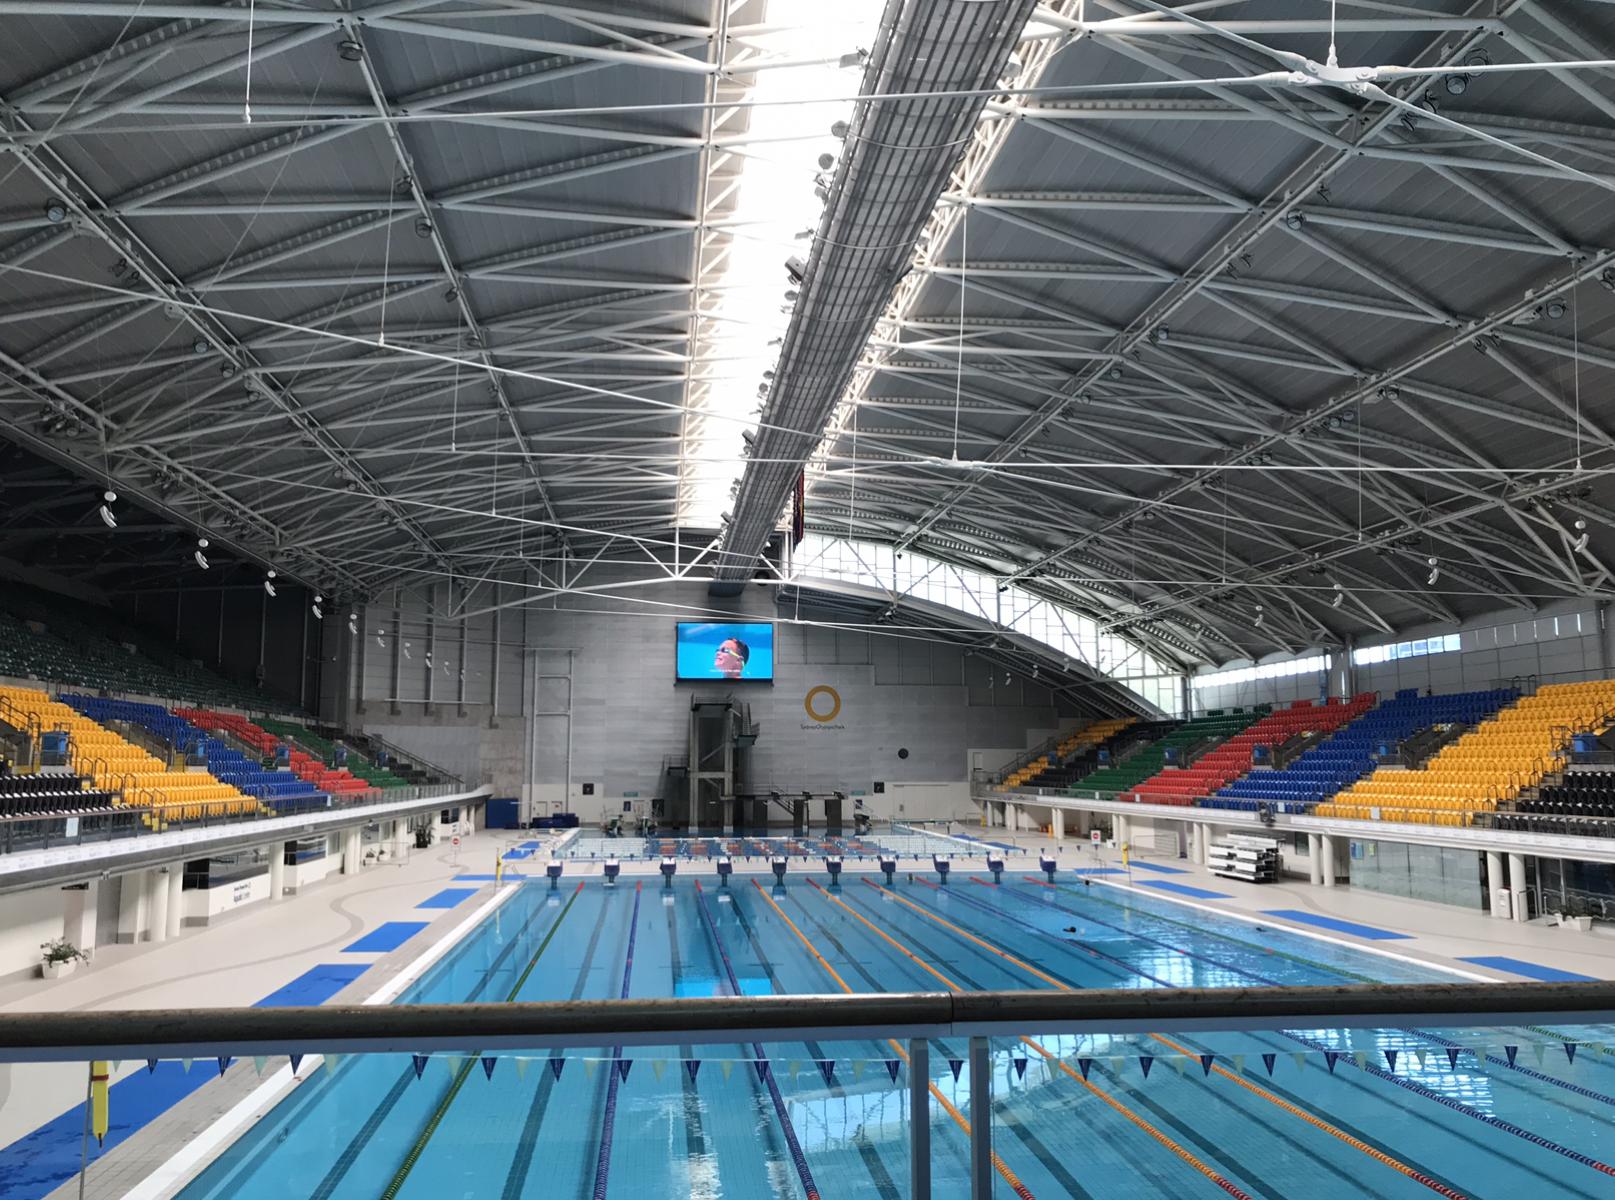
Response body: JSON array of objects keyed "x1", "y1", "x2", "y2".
[
  {"x1": 311, "y1": 593, "x2": 324, "y2": 620},
  {"x1": 348, "y1": 612, "x2": 359, "y2": 635},
  {"x1": 263, "y1": 569, "x2": 277, "y2": 598},
  {"x1": 97, "y1": 490, "x2": 117, "y2": 529},
  {"x1": 1330, "y1": 583, "x2": 1344, "y2": 609},
  {"x1": 337, "y1": 38, "x2": 363, "y2": 61},
  {"x1": 1426, "y1": 556, "x2": 1440, "y2": 585},
  {"x1": 1253, "y1": 604, "x2": 1264, "y2": 628},
  {"x1": 1573, "y1": 519, "x2": 1590, "y2": 553},
  {"x1": 194, "y1": 537, "x2": 210, "y2": 570},
  {"x1": 43, "y1": 199, "x2": 68, "y2": 224}
]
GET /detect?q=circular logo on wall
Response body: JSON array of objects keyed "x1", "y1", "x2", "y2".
[{"x1": 803, "y1": 685, "x2": 842, "y2": 723}]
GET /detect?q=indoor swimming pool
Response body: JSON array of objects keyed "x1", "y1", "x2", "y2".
[{"x1": 176, "y1": 875, "x2": 1615, "y2": 1200}]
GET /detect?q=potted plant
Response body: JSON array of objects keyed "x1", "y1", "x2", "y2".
[{"x1": 40, "y1": 938, "x2": 85, "y2": 980}]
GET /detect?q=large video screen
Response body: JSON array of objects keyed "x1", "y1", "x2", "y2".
[{"x1": 675, "y1": 621, "x2": 775, "y2": 682}]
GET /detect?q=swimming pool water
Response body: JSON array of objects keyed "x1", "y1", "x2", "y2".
[
  {"x1": 560, "y1": 828, "x2": 973, "y2": 861},
  {"x1": 176, "y1": 876, "x2": 1615, "y2": 1199}
]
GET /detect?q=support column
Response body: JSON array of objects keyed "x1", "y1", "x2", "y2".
[
  {"x1": 968, "y1": 1036, "x2": 992, "y2": 1200},
  {"x1": 117, "y1": 872, "x2": 148, "y2": 944},
  {"x1": 1508, "y1": 852, "x2": 1529, "y2": 923},
  {"x1": 1308, "y1": 834, "x2": 1324, "y2": 886},
  {"x1": 1184, "y1": 822, "x2": 1197, "y2": 862},
  {"x1": 1004, "y1": 803, "x2": 1016, "y2": 833},
  {"x1": 1321, "y1": 834, "x2": 1337, "y2": 887},
  {"x1": 1051, "y1": 807, "x2": 1064, "y2": 843},
  {"x1": 909, "y1": 1038, "x2": 931, "y2": 1200},
  {"x1": 269, "y1": 842, "x2": 287, "y2": 902},
  {"x1": 1114, "y1": 814, "x2": 1127, "y2": 847},
  {"x1": 1486, "y1": 851, "x2": 1505, "y2": 918},
  {"x1": 1199, "y1": 824, "x2": 1212, "y2": 866},
  {"x1": 166, "y1": 868, "x2": 183, "y2": 939},
  {"x1": 147, "y1": 869, "x2": 170, "y2": 944}
]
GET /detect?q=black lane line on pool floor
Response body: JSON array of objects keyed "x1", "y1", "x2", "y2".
[
  {"x1": 835, "y1": 884, "x2": 1291, "y2": 1200},
  {"x1": 727, "y1": 886, "x2": 904, "y2": 1200},
  {"x1": 936, "y1": 881, "x2": 1610, "y2": 1197},
  {"x1": 499, "y1": 889, "x2": 620, "y2": 1200},
  {"x1": 661, "y1": 897, "x2": 717, "y2": 1192},
  {"x1": 588, "y1": 882, "x2": 645, "y2": 1200},
  {"x1": 377, "y1": 882, "x2": 589, "y2": 1200},
  {"x1": 1057, "y1": 880, "x2": 1615, "y2": 1103},
  {"x1": 780, "y1": 889, "x2": 1096, "y2": 1200}
]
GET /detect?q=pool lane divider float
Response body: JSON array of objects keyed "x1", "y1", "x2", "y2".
[
  {"x1": 757, "y1": 880, "x2": 1039, "y2": 1200},
  {"x1": 1030, "y1": 877, "x2": 1615, "y2": 1110},
  {"x1": 378, "y1": 882, "x2": 587, "y2": 1200},
  {"x1": 591, "y1": 881, "x2": 644, "y2": 1200},
  {"x1": 693, "y1": 881, "x2": 822, "y2": 1200},
  {"x1": 930, "y1": 877, "x2": 1615, "y2": 1191}
]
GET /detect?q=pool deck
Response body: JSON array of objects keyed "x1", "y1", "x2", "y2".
[{"x1": 5, "y1": 825, "x2": 1615, "y2": 1200}]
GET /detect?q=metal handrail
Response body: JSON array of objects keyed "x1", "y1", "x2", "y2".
[{"x1": 0, "y1": 980, "x2": 1610, "y2": 1062}]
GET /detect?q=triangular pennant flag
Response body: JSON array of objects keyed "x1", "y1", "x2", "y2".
[
  {"x1": 1077, "y1": 1058, "x2": 1093, "y2": 1080},
  {"x1": 1199, "y1": 1054, "x2": 1215, "y2": 1077},
  {"x1": 651, "y1": 1060, "x2": 666, "y2": 1082},
  {"x1": 720, "y1": 1060, "x2": 734, "y2": 1081},
  {"x1": 1324, "y1": 1051, "x2": 1340, "y2": 1074},
  {"x1": 1290, "y1": 1051, "x2": 1305, "y2": 1072},
  {"x1": 111, "y1": 1062, "x2": 121, "y2": 1074},
  {"x1": 146, "y1": 1059, "x2": 158, "y2": 1074},
  {"x1": 1593, "y1": 1042, "x2": 1607, "y2": 1058},
  {"x1": 1139, "y1": 1056, "x2": 1154, "y2": 1079},
  {"x1": 817, "y1": 1060, "x2": 836, "y2": 1086},
  {"x1": 253, "y1": 1056, "x2": 267, "y2": 1076},
  {"x1": 1565, "y1": 1043, "x2": 1578, "y2": 1065},
  {"x1": 515, "y1": 1059, "x2": 529, "y2": 1081},
  {"x1": 216, "y1": 1057, "x2": 232, "y2": 1077},
  {"x1": 447, "y1": 1056, "x2": 465, "y2": 1074},
  {"x1": 1384, "y1": 1050, "x2": 1398, "y2": 1072},
  {"x1": 1232, "y1": 1054, "x2": 1245, "y2": 1075},
  {"x1": 481, "y1": 1057, "x2": 497, "y2": 1081},
  {"x1": 754, "y1": 1060, "x2": 770, "y2": 1082},
  {"x1": 948, "y1": 1059, "x2": 963, "y2": 1081},
  {"x1": 289, "y1": 1054, "x2": 304, "y2": 1075},
  {"x1": 181, "y1": 1059, "x2": 193, "y2": 1074},
  {"x1": 1260, "y1": 1053, "x2": 1276, "y2": 1077},
  {"x1": 1352, "y1": 1051, "x2": 1366, "y2": 1071},
  {"x1": 1530, "y1": 1043, "x2": 1544, "y2": 1067},
  {"x1": 686, "y1": 1060, "x2": 701, "y2": 1083},
  {"x1": 851, "y1": 1060, "x2": 863, "y2": 1082},
  {"x1": 1444, "y1": 1047, "x2": 1461, "y2": 1070},
  {"x1": 1109, "y1": 1057, "x2": 1123, "y2": 1078},
  {"x1": 885, "y1": 1060, "x2": 901, "y2": 1082},
  {"x1": 1172, "y1": 1055, "x2": 1188, "y2": 1076},
  {"x1": 617, "y1": 1059, "x2": 633, "y2": 1082},
  {"x1": 1504, "y1": 1045, "x2": 1518, "y2": 1067},
  {"x1": 584, "y1": 1059, "x2": 598, "y2": 1080},
  {"x1": 1413, "y1": 1049, "x2": 1428, "y2": 1071},
  {"x1": 549, "y1": 1058, "x2": 566, "y2": 1081},
  {"x1": 326, "y1": 1054, "x2": 342, "y2": 1074}
]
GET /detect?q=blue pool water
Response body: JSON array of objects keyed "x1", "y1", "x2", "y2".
[{"x1": 176, "y1": 876, "x2": 1615, "y2": 1199}]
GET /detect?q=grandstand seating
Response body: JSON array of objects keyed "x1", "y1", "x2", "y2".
[
  {"x1": 1128, "y1": 696, "x2": 1376, "y2": 805},
  {"x1": 1067, "y1": 709, "x2": 1264, "y2": 798},
  {"x1": 0, "y1": 771, "x2": 117, "y2": 817},
  {"x1": 0, "y1": 596, "x2": 298, "y2": 714},
  {"x1": 0, "y1": 686, "x2": 256, "y2": 823},
  {"x1": 181, "y1": 709, "x2": 379, "y2": 795},
  {"x1": 1318, "y1": 680, "x2": 1615, "y2": 826},
  {"x1": 1000, "y1": 717, "x2": 1136, "y2": 789},
  {"x1": 1205, "y1": 686, "x2": 1516, "y2": 812},
  {"x1": 257, "y1": 718, "x2": 409, "y2": 790}
]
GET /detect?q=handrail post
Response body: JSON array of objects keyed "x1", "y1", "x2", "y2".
[
  {"x1": 968, "y1": 1036, "x2": 991, "y2": 1200},
  {"x1": 909, "y1": 1037, "x2": 930, "y2": 1200}
]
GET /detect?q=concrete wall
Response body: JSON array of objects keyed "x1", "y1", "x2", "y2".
[
  {"x1": 0, "y1": 887, "x2": 70, "y2": 980},
  {"x1": 1192, "y1": 601, "x2": 1609, "y2": 712},
  {"x1": 355, "y1": 570, "x2": 1078, "y2": 820}
]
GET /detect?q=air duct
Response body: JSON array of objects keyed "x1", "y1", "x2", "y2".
[{"x1": 711, "y1": 0, "x2": 1038, "y2": 594}]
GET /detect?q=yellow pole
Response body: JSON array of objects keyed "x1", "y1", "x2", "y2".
[{"x1": 89, "y1": 1061, "x2": 110, "y2": 1145}]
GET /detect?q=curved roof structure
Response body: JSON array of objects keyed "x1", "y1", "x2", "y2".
[{"x1": 1, "y1": 1, "x2": 1612, "y2": 680}]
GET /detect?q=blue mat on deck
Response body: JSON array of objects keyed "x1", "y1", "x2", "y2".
[
  {"x1": 1129, "y1": 861, "x2": 1188, "y2": 874},
  {"x1": 1138, "y1": 880, "x2": 1232, "y2": 900},
  {"x1": 254, "y1": 963, "x2": 370, "y2": 1007},
  {"x1": 1263, "y1": 909, "x2": 1410, "y2": 941},
  {"x1": 344, "y1": 922, "x2": 429, "y2": 953},
  {"x1": 1458, "y1": 955, "x2": 1597, "y2": 983},
  {"x1": 418, "y1": 887, "x2": 477, "y2": 909}
]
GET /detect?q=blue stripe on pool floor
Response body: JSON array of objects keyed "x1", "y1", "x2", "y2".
[
  {"x1": 343, "y1": 921, "x2": 429, "y2": 953},
  {"x1": 254, "y1": 963, "x2": 370, "y2": 1007},
  {"x1": 454, "y1": 873, "x2": 528, "y2": 881},
  {"x1": 1263, "y1": 909, "x2": 1411, "y2": 940},
  {"x1": 1458, "y1": 955, "x2": 1598, "y2": 983},
  {"x1": 1130, "y1": 861, "x2": 1188, "y2": 874},
  {"x1": 1073, "y1": 868, "x2": 1126, "y2": 876},
  {"x1": 1138, "y1": 879, "x2": 1233, "y2": 900},
  {"x1": 419, "y1": 887, "x2": 477, "y2": 909}
]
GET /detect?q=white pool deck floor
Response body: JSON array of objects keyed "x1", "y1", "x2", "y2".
[{"x1": 0, "y1": 824, "x2": 1610, "y2": 1200}]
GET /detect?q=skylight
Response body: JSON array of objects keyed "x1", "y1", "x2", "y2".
[{"x1": 675, "y1": 0, "x2": 881, "y2": 529}]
